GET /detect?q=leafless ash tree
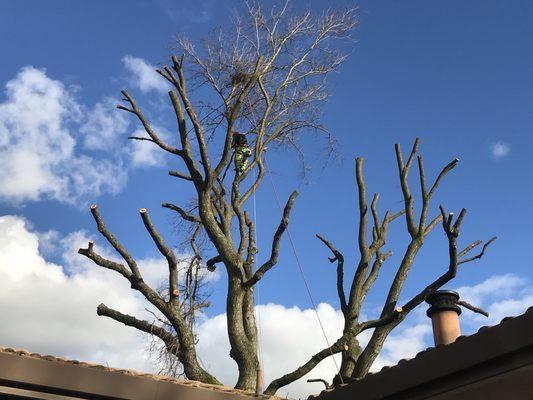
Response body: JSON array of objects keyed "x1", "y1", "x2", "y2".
[{"x1": 78, "y1": 1, "x2": 358, "y2": 393}]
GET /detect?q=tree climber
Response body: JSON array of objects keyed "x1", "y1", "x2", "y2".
[{"x1": 232, "y1": 131, "x2": 252, "y2": 175}]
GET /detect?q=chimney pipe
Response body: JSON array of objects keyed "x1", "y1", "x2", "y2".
[{"x1": 426, "y1": 290, "x2": 461, "y2": 346}]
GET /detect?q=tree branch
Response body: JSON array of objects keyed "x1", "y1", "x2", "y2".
[
  {"x1": 457, "y1": 300, "x2": 489, "y2": 317},
  {"x1": 206, "y1": 255, "x2": 223, "y2": 272},
  {"x1": 458, "y1": 236, "x2": 496, "y2": 265},
  {"x1": 361, "y1": 249, "x2": 392, "y2": 298},
  {"x1": 356, "y1": 306, "x2": 404, "y2": 333},
  {"x1": 119, "y1": 90, "x2": 183, "y2": 156},
  {"x1": 263, "y1": 338, "x2": 345, "y2": 396},
  {"x1": 169, "y1": 57, "x2": 212, "y2": 179},
  {"x1": 162, "y1": 202, "x2": 201, "y2": 223},
  {"x1": 307, "y1": 379, "x2": 331, "y2": 390},
  {"x1": 168, "y1": 170, "x2": 193, "y2": 181},
  {"x1": 355, "y1": 157, "x2": 369, "y2": 258},
  {"x1": 97, "y1": 303, "x2": 180, "y2": 357},
  {"x1": 78, "y1": 241, "x2": 132, "y2": 280},
  {"x1": 128, "y1": 136, "x2": 156, "y2": 143},
  {"x1": 139, "y1": 208, "x2": 179, "y2": 301},
  {"x1": 316, "y1": 234, "x2": 347, "y2": 315},
  {"x1": 395, "y1": 138, "x2": 419, "y2": 237},
  {"x1": 87, "y1": 205, "x2": 142, "y2": 278},
  {"x1": 243, "y1": 190, "x2": 298, "y2": 286},
  {"x1": 385, "y1": 212, "x2": 496, "y2": 322},
  {"x1": 428, "y1": 158, "x2": 459, "y2": 199}
]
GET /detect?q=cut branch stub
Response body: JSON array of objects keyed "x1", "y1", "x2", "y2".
[{"x1": 457, "y1": 300, "x2": 489, "y2": 317}]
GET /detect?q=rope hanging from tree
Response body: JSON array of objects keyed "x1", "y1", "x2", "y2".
[{"x1": 263, "y1": 156, "x2": 344, "y2": 385}]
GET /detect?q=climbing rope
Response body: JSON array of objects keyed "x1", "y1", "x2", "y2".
[{"x1": 264, "y1": 157, "x2": 344, "y2": 385}]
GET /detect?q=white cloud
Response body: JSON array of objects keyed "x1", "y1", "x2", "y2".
[
  {"x1": 0, "y1": 215, "x2": 348, "y2": 399},
  {"x1": 195, "y1": 303, "x2": 345, "y2": 399},
  {"x1": 490, "y1": 141, "x2": 511, "y2": 159},
  {"x1": 130, "y1": 128, "x2": 167, "y2": 168},
  {"x1": 455, "y1": 274, "x2": 526, "y2": 308},
  {"x1": 80, "y1": 97, "x2": 130, "y2": 150},
  {"x1": 456, "y1": 274, "x2": 533, "y2": 327},
  {"x1": 0, "y1": 67, "x2": 127, "y2": 205},
  {"x1": 0, "y1": 215, "x2": 155, "y2": 371},
  {"x1": 2, "y1": 215, "x2": 531, "y2": 400},
  {"x1": 369, "y1": 324, "x2": 431, "y2": 372},
  {"x1": 0, "y1": 65, "x2": 170, "y2": 207},
  {"x1": 155, "y1": 0, "x2": 216, "y2": 24},
  {"x1": 0, "y1": 215, "x2": 219, "y2": 373},
  {"x1": 194, "y1": 304, "x2": 430, "y2": 399},
  {"x1": 122, "y1": 56, "x2": 169, "y2": 93}
]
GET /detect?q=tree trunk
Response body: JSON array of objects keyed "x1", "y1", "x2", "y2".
[
  {"x1": 227, "y1": 275, "x2": 259, "y2": 390},
  {"x1": 350, "y1": 319, "x2": 400, "y2": 379},
  {"x1": 169, "y1": 311, "x2": 221, "y2": 384},
  {"x1": 336, "y1": 324, "x2": 362, "y2": 383}
]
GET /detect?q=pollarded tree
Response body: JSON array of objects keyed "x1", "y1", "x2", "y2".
[
  {"x1": 263, "y1": 138, "x2": 495, "y2": 395},
  {"x1": 78, "y1": 0, "x2": 358, "y2": 393},
  {"x1": 77, "y1": 1, "x2": 494, "y2": 396}
]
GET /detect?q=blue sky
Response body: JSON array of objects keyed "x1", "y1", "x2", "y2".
[{"x1": 0, "y1": 1, "x2": 532, "y2": 398}]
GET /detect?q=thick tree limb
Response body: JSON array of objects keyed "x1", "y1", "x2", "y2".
[
  {"x1": 139, "y1": 208, "x2": 179, "y2": 301},
  {"x1": 243, "y1": 190, "x2": 298, "y2": 286},
  {"x1": 87, "y1": 205, "x2": 142, "y2": 279},
  {"x1": 167, "y1": 57, "x2": 212, "y2": 179},
  {"x1": 97, "y1": 303, "x2": 181, "y2": 357},
  {"x1": 355, "y1": 158, "x2": 369, "y2": 258},
  {"x1": 167, "y1": 91, "x2": 204, "y2": 187}
]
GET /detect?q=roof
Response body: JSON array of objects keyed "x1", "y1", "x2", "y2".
[
  {"x1": 309, "y1": 306, "x2": 533, "y2": 400},
  {"x1": 0, "y1": 346, "x2": 276, "y2": 399}
]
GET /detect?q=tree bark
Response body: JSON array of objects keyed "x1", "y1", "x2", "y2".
[
  {"x1": 336, "y1": 322, "x2": 362, "y2": 383},
  {"x1": 227, "y1": 275, "x2": 259, "y2": 390}
]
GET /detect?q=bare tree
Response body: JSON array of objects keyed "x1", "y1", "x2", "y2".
[
  {"x1": 78, "y1": 0, "x2": 357, "y2": 393},
  {"x1": 77, "y1": 2, "x2": 494, "y2": 396},
  {"x1": 262, "y1": 138, "x2": 495, "y2": 395}
]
